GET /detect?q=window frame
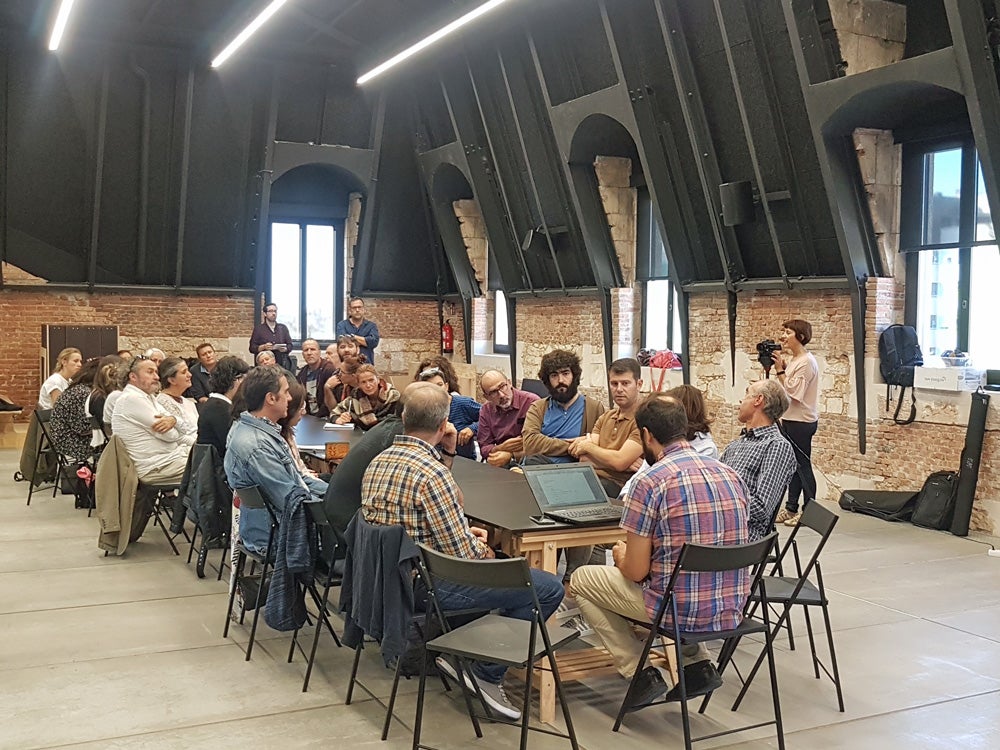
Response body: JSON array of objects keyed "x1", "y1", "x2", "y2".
[
  {"x1": 267, "y1": 217, "x2": 345, "y2": 346},
  {"x1": 636, "y1": 187, "x2": 682, "y2": 354}
]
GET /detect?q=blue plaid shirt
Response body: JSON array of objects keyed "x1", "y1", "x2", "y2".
[{"x1": 720, "y1": 424, "x2": 797, "y2": 541}]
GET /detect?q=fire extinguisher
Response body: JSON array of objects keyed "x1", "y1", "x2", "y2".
[{"x1": 441, "y1": 319, "x2": 454, "y2": 354}]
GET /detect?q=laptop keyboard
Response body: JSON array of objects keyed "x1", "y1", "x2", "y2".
[{"x1": 551, "y1": 507, "x2": 624, "y2": 521}]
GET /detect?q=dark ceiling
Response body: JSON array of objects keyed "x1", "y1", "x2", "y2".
[{"x1": 0, "y1": 0, "x2": 491, "y2": 70}]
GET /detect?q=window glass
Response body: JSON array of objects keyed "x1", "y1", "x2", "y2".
[
  {"x1": 305, "y1": 225, "x2": 336, "y2": 340},
  {"x1": 644, "y1": 278, "x2": 674, "y2": 351},
  {"x1": 922, "y1": 149, "x2": 962, "y2": 246},
  {"x1": 270, "y1": 222, "x2": 302, "y2": 339},
  {"x1": 915, "y1": 249, "x2": 959, "y2": 357},
  {"x1": 976, "y1": 163, "x2": 994, "y2": 242},
  {"x1": 969, "y1": 245, "x2": 1000, "y2": 367},
  {"x1": 494, "y1": 290, "x2": 509, "y2": 352}
]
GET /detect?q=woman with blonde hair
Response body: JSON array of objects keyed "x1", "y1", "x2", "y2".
[{"x1": 38, "y1": 347, "x2": 83, "y2": 408}]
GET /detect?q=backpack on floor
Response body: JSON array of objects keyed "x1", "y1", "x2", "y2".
[
  {"x1": 910, "y1": 471, "x2": 959, "y2": 530},
  {"x1": 878, "y1": 324, "x2": 923, "y2": 426}
]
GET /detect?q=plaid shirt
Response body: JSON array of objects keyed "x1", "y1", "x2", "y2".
[
  {"x1": 621, "y1": 440, "x2": 750, "y2": 631},
  {"x1": 720, "y1": 424, "x2": 797, "y2": 541},
  {"x1": 361, "y1": 435, "x2": 490, "y2": 560}
]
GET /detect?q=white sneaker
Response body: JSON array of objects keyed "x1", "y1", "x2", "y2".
[{"x1": 434, "y1": 656, "x2": 522, "y2": 720}]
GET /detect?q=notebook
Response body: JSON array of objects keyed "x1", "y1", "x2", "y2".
[{"x1": 522, "y1": 463, "x2": 624, "y2": 525}]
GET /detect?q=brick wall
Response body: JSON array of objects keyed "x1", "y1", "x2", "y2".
[
  {"x1": 365, "y1": 298, "x2": 465, "y2": 378},
  {"x1": 0, "y1": 264, "x2": 255, "y2": 415}
]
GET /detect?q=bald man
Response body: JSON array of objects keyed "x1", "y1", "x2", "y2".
[{"x1": 476, "y1": 369, "x2": 540, "y2": 467}]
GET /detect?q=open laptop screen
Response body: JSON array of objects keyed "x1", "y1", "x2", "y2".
[{"x1": 523, "y1": 463, "x2": 608, "y2": 510}]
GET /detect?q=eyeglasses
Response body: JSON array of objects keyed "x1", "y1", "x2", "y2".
[
  {"x1": 482, "y1": 380, "x2": 511, "y2": 398},
  {"x1": 418, "y1": 367, "x2": 444, "y2": 380}
]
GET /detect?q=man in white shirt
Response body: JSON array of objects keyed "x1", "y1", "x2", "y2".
[{"x1": 111, "y1": 357, "x2": 190, "y2": 484}]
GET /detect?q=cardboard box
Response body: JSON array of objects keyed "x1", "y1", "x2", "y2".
[{"x1": 913, "y1": 366, "x2": 985, "y2": 392}]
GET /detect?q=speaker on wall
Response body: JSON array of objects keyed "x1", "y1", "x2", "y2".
[{"x1": 719, "y1": 181, "x2": 755, "y2": 226}]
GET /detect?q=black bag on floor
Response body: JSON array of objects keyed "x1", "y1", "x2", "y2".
[
  {"x1": 838, "y1": 489, "x2": 917, "y2": 522},
  {"x1": 910, "y1": 471, "x2": 959, "y2": 530}
]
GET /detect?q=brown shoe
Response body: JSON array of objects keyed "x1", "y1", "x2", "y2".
[
  {"x1": 774, "y1": 508, "x2": 793, "y2": 524},
  {"x1": 783, "y1": 511, "x2": 802, "y2": 527}
]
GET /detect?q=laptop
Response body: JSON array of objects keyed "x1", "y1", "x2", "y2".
[{"x1": 522, "y1": 463, "x2": 624, "y2": 525}]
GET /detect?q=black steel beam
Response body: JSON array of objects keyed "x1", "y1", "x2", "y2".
[
  {"x1": 173, "y1": 65, "x2": 194, "y2": 289},
  {"x1": 252, "y1": 71, "x2": 280, "y2": 315},
  {"x1": 353, "y1": 91, "x2": 387, "y2": 295},
  {"x1": 0, "y1": 38, "x2": 5, "y2": 290},
  {"x1": 87, "y1": 62, "x2": 110, "y2": 290},
  {"x1": 654, "y1": 0, "x2": 746, "y2": 286},
  {"x1": 944, "y1": 0, "x2": 1000, "y2": 245}
]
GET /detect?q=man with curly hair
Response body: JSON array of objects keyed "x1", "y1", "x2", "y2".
[{"x1": 521, "y1": 349, "x2": 606, "y2": 585}]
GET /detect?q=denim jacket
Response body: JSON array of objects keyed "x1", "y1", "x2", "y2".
[{"x1": 224, "y1": 412, "x2": 328, "y2": 554}]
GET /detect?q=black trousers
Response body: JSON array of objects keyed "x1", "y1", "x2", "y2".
[{"x1": 782, "y1": 419, "x2": 818, "y2": 512}]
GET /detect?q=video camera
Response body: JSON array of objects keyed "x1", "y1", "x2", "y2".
[{"x1": 756, "y1": 339, "x2": 782, "y2": 371}]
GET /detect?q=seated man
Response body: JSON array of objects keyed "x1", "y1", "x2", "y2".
[
  {"x1": 296, "y1": 338, "x2": 337, "y2": 418},
  {"x1": 111, "y1": 356, "x2": 191, "y2": 485},
  {"x1": 322, "y1": 337, "x2": 367, "y2": 412},
  {"x1": 522, "y1": 349, "x2": 605, "y2": 583},
  {"x1": 330, "y1": 363, "x2": 400, "y2": 430},
  {"x1": 571, "y1": 396, "x2": 751, "y2": 709},
  {"x1": 361, "y1": 383, "x2": 563, "y2": 721},
  {"x1": 476, "y1": 369, "x2": 539, "y2": 467},
  {"x1": 568, "y1": 358, "x2": 644, "y2": 497},
  {"x1": 522, "y1": 349, "x2": 605, "y2": 464},
  {"x1": 185, "y1": 342, "x2": 217, "y2": 403},
  {"x1": 144, "y1": 348, "x2": 166, "y2": 367},
  {"x1": 224, "y1": 366, "x2": 328, "y2": 555},
  {"x1": 720, "y1": 379, "x2": 797, "y2": 542},
  {"x1": 255, "y1": 350, "x2": 276, "y2": 366}
]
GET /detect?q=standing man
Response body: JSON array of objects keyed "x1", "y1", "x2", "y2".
[
  {"x1": 477, "y1": 370, "x2": 540, "y2": 467},
  {"x1": 361, "y1": 383, "x2": 563, "y2": 721},
  {"x1": 571, "y1": 396, "x2": 750, "y2": 708},
  {"x1": 186, "y1": 342, "x2": 217, "y2": 403},
  {"x1": 224, "y1": 366, "x2": 328, "y2": 556},
  {"x1": 568, "y1": 358, "x2": 644, "y2": 497},
  {"x1": 720, "y1": 379, "x2": 797, "y2": 542},
  {"x1": 249, "y1": 301, "x2": 294, "y2": 371},
  {"x1": 296, "y1": 339, "x2": 337, "y2": 418},
  {"x1": 111, "y1": 357, "x2": 191, "y2": 485},
  {"x1": 336, "y1": 297, "x2": 380, "y2": 363}
]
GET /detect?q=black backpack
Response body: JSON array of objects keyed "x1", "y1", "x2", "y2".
[
  {"x1": 910, "y1": 471, "x2": 959, "y2": 530},
  {"x1": 878, "y1": 324, "x2": 923, "y2": 425}
]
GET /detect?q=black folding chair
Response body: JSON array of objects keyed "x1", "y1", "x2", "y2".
[
  {"x1": 223, "y1": 485, "x2": 278, "y2": 660},
  {"x1": 139, "y1": 481, "x2": 184, "y2": 555},
  {"x1": 27, "y1": 409, "x2": 69, "y2": 505},
  {"x1": 732, "y1": 502, "x2": 844, "y2": 713},
  {"x1": 180, "y1": 444, "x2": 230, "y2": 580},
  {"x1": 414, "y1": 544, "x2": 580, "y2": 750},
  {"x1": 290, "y1": 501, "x2": 344, "y2": 691},
  {"x1": 612, "y1": 533, "x2": 783, "y2": 750}
]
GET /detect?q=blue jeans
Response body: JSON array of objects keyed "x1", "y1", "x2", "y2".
[{"x1": 434, "y1": 568, "x2": 564, "y2": 684}]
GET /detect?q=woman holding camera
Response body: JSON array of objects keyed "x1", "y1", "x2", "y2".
[{"x1": 774, "y1": 319, "x2": 819, "y2": 526}]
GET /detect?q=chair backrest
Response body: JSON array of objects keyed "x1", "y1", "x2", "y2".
[
  {"x1": 34, "y1": 408, "x2": 53, "y2": 424},
  {"x1": 519, "y1": 378, "x2": 550, "y2": 398},
  {"x1": 417, "y1": 543, "x2": 533, "y2": 591},
  {"x1": 235, "y1": 485, "x2": 270, "y2": 511},
  {"x1": 90, "y1": 415, "x2": 110, "y2": 440},
  {"x1": 771, "y1": 501, "x2": 839, "y2": 576},
  {"x1": 675, "y1": 533, "x2": 779, "y2": 575}
]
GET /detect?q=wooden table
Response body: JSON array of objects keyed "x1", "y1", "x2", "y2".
[{"x1": 456, "y1": 460, "x2": 625, "y2": 724}]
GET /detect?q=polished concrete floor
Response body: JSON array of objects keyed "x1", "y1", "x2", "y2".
[{"x1": 2, "y1": 447, "x2": 999, "y2": 749}]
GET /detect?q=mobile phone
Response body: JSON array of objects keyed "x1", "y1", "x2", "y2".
[{"x1": 529, "y1": 514, "x2": 557, "y2": 525}]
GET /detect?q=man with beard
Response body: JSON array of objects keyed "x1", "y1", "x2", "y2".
[
  {"x1": 521, "y1": 349, "x2": 605, "y2": 464},
  {"x1": 570, "y1": 395, "x2": 750, "y2": 710},
  {"x1": 521, "y1": 349, "x2": 606, "y2": 586}
]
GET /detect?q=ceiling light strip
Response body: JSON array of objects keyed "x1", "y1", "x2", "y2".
[
  {"x1": 357, "y1": 0, "x2": 514, "y2": 85},
  {"x1": 211, "y1": 0, "x2": 288, "y2": 68},
  {"x1": 48, "y1": 0, "x2": 77, "y2": 52}
]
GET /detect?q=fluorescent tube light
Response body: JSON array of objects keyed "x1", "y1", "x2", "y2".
[
  {"x1": 48, "y1": 0, "x2": 76, "y2": 51},
  {"x1": 357, "y1": 0, "x2": 514, "y2": 85},
  {"x1": 211, "y1": 0, "x2": 288, "y2": 68}
]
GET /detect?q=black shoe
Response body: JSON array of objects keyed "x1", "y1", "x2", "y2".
[
  {"x1": 0, "y1": 401, "x2": 22, "y2": 412},
  {"x1": 624, "y1": 666, "x2": 667, "y2": 712},
  {"x1": 664, "y1": 660, "x2": 723, "y2": 702}
]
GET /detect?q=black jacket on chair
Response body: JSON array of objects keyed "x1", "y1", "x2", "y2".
[
  {"x1": 177, "y1": 443, "x2": 231, "y2": 542},
  {"x1": 339, "y1": 511, "x2": 419, "y2": 666}
]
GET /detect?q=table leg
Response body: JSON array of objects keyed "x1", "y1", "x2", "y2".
[{"x1": 530, "y1": 540, "x2": 558, "y2": 724}]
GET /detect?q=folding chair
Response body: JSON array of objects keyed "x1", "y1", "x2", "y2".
[
  {"x1": 27, "y1": 409, "x2": 69, "y2": 505},
  {"x1": 732, "y1": 501, "x2": 844, "y2": 713},
  {"x1": 413, "y1": 544, "x2": 580, "y2": 750},
  {"x1": 290, "y1": 501, "x2": 344, "y2": 691},
  {"x1": 140, "y1": 482, "x2": 184, "y2": 555},
  {"x1": 180, "y1": 444, "x2": 230, "y2": 580},
  {"x1": 223, "y1": 485, "x2": 278, "y2": 660},
  {"x1": 612, "y1": 533, "x2": 783, "y2": 750}
]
